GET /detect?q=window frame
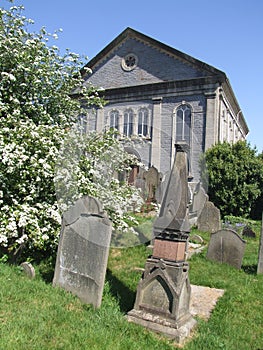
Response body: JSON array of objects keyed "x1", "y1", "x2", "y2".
[
  {"x1": 138, "y1": 108, "x2": 149, "y2": 137},
  {"x1": 123, "y1": 109, "x2": 134, "y2": 136}
]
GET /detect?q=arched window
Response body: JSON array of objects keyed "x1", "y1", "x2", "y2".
[
  {"x1": 78, "y1": 114, "x2": 87, "y2": 135},
  {"x1": 109, "y1": 110, "x2": 119, "y2": 131},
  {"x1": 124, "y1": 109, "x2": 134, "y2": 136},
  {"x1": 176, "y1": 104, "x2": 191, "y2": 144},
  {"x1": 138, "y1": 108, "x2": 149, "y2": 137}
]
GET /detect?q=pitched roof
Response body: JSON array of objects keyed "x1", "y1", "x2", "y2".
[
  {"x1": 82, "y1": 27, "x2": 226, "y2": 79},
  {"x1": 80, "y1": 27, "x2": 248, "y2": 135}
]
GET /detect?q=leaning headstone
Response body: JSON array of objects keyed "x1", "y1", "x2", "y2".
[
  {"x1": 206, "y1": 229, "x2": 246, "y2": 269},
  {"x1": 197, "y1": 201, "x2": 221, "y2": 233},
  {"x1": 127, "y1": 142, "x2": 196, "y2": 344},
  {"x1": 257, "y1": 213, "x2": 263, "y2": 274},
  {"x1": 20, "y1": 262, "x2": 35, "y2": 279},
  {"x1": 190, "y1": 234, "x2": 204, "y2": 244},
  {"x1": 53, "y1": 196, "x2": 112, "y2": 308}
]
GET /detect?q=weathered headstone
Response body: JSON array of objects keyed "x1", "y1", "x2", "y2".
[
  {"x1": 206, "y1": 229, "x2": 246, "y2": 269},
  {"x1": 257, "y1": 213, "x2": 263, "y2": 274},
  {"x1": 53, "y1": 196, "x2": 112, "y2": 308},
  {"x1": 144, "y1": 166, "x2": 160, "y2": 202},
  {"x1": 20, "y1": 262, "x2": 35, "y2": 279},
  {"x1": 189, "y1": 182, "x2": 208, "y2": 225},
  {"x1": 197, "y1": 201, "x2": 221, "y2": 233},
  {"x1": 242, "y1": 225, "x2": 256, "y2": 238},
  {"x1": 127, "y1": 143, "x2": 196, "y2": 344},
  {"x1": 134, "y1": 167, "x2": 147, "y2": 197}
]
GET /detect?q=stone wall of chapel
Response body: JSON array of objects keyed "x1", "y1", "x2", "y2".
[
  {"x1": 98, "y1": 95, "x2": 207, "y2": 183},
  {"x1": 219, "y1": 98, "x2": 245, "y2": 143},
  {"x1": 160, "y1": 96, "x2": 206, "y2": 181},
  {"x1": 102, "y1": 101, "x2": 153, "y2": 169}
]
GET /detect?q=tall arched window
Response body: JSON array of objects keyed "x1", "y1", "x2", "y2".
[
  {"x1": 138, "y1": 108, "x2": 149, "y2": 137},
  {"x1": 176, "y1": 104, "x2": 191, "y2": 144},
  {"x1": 110, "y1": 110, "x2": 119, "y2": 131},
  {"x1": 78, "y1": 114, "x2": 88, "y2": 135},
  {"x1": 124, "y1": 109, "x2": 134, "y2": 136}
]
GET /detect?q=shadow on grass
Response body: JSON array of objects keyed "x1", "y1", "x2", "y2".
[
  {"x1": 37, "y1": 257, "x2": 56, "y2": 283},
  {"x1": 106, "y1": 269, "x2": 136, "y2": 313},
  {"x1": 242, "y1": 264, "x2": 258, "y2": 275}
]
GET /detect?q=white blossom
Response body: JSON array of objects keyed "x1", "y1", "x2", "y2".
[{"x1": 0, "y1": 5, "x2": 142, "y2": 257}]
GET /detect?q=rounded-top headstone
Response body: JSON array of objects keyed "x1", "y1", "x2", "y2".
[{"x1": 20, "y1": 262, "x2": 35, "y2": 279}]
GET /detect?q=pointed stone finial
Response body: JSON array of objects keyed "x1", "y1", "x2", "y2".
[{"x1": 153, "y1": 142, "x2": 190, "y2": 239}]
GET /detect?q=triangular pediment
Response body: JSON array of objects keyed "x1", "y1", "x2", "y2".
[{"x1": 82, "y1": 27, "x2": 225, "y2": 90}]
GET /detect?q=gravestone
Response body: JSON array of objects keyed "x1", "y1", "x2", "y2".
[
  {"x1": 257, "y1": 213, "x2": 263, "y2": 274},
  {"x1": 197, "y1": 201, "x2": 221, "y2": 233},
  {"x1": 153, "y1": 170, "x2": 169, "y2": 205},
  {"x1": 190, "y1": 234, "x2": 204, "y2": 244},
  {"x1": 134, "y1": 167, "x2": 147, "y2": 198},
  {"x1": 189, "y1": 182, "x2": 208, "y2": 225},
  {"x1": 127, "y1": 143, "x2": 196, "y2": 344},
  {"x1": 144, "y1": 166, "x2": 160, "y2": 202},
  {"x1": 206, "y1": 229, "x2": 246, "y2": 269},
  {"x1": 20, "y1": 262, "x2": 35, "y2": 279},
  {"x1": 53, "y1": 196, "x2": 112, "y2": 308},
  {"x1": 242, "y1": 225, "x2": 256, "y2": 238}
]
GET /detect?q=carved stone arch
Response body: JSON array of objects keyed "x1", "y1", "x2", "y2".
[
  {"x1": 118, "y1": 147, "x2": 141, "y2": 185},
  {"x1": 124, "y1": 146, "x2": 141, "y2": 162},
  {"x1": 142, "y1": 274, "x2": 174, "y2": 314}
]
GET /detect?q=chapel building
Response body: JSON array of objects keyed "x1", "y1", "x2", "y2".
[{"x1": 80, "y1": 27, "x2": 249, "y2": 194}]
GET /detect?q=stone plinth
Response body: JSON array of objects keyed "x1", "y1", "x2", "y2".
[
  {"x1": 152, "y1": 238, "x2": 186, "y2": 262},
  {"x1": 127, "y1": 257, "x2": 196, "y2": 343}
]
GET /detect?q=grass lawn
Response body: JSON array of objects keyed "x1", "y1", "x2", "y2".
[{"x1": 0, "y1": 219, "x2": 263, "y2": 349}]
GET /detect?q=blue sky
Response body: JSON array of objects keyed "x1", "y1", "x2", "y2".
[{"x1": 3, "y1": 0, "x2": 263, "y2": 152}]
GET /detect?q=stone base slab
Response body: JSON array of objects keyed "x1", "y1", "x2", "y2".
[{"x1": 127, "y1": 309, "x2": 197, "y2": 344}]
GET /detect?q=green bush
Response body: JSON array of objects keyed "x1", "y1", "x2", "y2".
[{"x1": 200, "y1": 141, "x2": 263, "y2": 219}]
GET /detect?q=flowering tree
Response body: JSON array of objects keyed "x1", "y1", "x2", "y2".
[{"x1": 0, "y1": 4, "x2": 143, "y2": 261}]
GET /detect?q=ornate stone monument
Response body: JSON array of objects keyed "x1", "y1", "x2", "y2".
[{"x1": 127, "y1": 143, "x2": 196, "y2": 343}]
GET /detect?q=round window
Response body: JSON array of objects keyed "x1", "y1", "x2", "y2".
[{"x1": 121, "y1": 53, "x2": 138, "y2": 71}]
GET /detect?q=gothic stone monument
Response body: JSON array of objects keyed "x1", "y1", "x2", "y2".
[
  {"x1": 127, "y1": 143, "x2": 196, "y2": 344},
  {"x1": 206, "y1": 229, "x2": 246, "y2": 269},
  {"x1": 53, "y1": 196, "x2": 112, "y2": 308}
]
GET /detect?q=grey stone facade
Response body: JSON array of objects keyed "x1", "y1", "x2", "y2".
[{"x1": 80, "y1": 28, "x2": 249, "y2": 188}]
